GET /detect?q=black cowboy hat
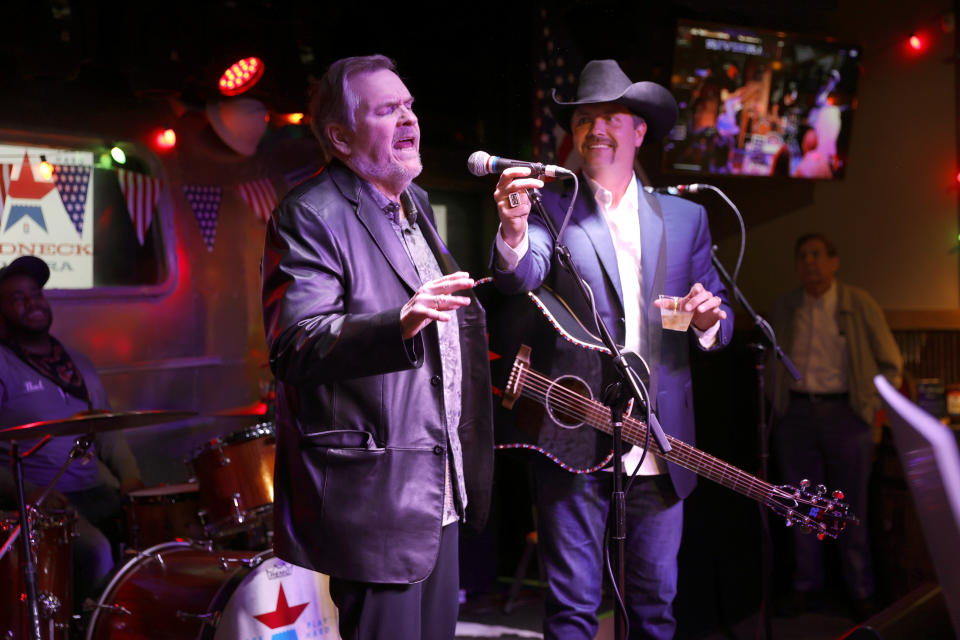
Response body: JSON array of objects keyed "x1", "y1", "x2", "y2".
[
  {"x1": 0, "y1": 256, "x2": 50, "y2": 288},
  {"x1": 550, "y1": 59, "x2": 678, "y2": 141}
]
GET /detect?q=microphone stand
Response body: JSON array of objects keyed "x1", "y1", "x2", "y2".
[
  {"x1": 527, "y1": 187, "x2": 671, "y2": 640},
  {"x1": 709, "y1": 245, "x2": 800, "y2": 640}
]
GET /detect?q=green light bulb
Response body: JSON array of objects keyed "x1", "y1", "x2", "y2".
[{"x1": 110, "y1": 146, "x2": 126, "y2": 165}]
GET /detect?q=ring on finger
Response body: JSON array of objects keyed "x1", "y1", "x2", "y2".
[{"x1": 507, "y1": 192, "x2": 521, "y2": 208}]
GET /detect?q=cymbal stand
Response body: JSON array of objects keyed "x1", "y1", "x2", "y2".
[{"x1": 4, "y1": 433, "x2": 94, "y2": 640}]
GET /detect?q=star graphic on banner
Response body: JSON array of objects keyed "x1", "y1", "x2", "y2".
[
  {"x1": 253, "y1": 584, "x2": 308, "y2": 630},
  {"x1": 8, "y1": 152, "x2": 56, "y2": 200},
  {"x1": 5, "y1": 206, "x2": 47, "y2": 231}
]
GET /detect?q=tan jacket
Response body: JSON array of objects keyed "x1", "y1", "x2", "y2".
[{"x1": 768, "y1": 281, "x2": 903, "y2": 426}]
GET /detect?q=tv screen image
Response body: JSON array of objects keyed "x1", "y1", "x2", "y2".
[{"x1": 665, "y1": 19, "x2": 861, "y2": 180}]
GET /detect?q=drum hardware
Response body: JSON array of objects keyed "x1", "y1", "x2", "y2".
[
  {"x1": 174, "y1": 610, "x2": 220, "y2": 626},
  {"x1": 211, "y1": 442, "x2": 230, "y2": 467},
  {"x1": 190, "y1": 537, "x2": 214, "y2": 552},
  {"x1": 82, "y1": 601, "x2": 131, "y2": 616},
  {"x1": 36, "y1": 592, "x2": 62, "y2": 619},
  {"x1": 218, "y1": 554, "x2": 264, "y2": 571},
  {"x1": 230, "y1": 493, "x2": 244, "y2": 523},
  {"x1": 196, "y1": 507, "x2": 209, "y2": 529}
]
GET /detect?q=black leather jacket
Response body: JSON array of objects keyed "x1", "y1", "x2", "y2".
[{"x1": 262, "y1": 161, "x2": 493, "y2": 583}]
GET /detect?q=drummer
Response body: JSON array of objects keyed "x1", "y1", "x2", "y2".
[{"x1": 0, "y1": 256, "x2": 143, "y2": 605}]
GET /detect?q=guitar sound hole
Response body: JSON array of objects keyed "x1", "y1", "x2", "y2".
[{"x1": 546, "y1": 375, "x2": 592, "y2": 429}]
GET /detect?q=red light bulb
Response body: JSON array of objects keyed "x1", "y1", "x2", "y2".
[{"x1": 154, "y1": 128, "x2": 176, "y2": 151}]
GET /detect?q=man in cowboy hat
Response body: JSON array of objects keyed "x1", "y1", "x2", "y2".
[{"x1": 490, "y1": 59, "x2": 734, "y2": 639}]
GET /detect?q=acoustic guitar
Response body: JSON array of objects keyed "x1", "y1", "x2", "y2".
[{"x1": 483, "y1": 281, "x2": 855, "y2": 540}]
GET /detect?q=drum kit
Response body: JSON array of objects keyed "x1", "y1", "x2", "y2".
[{"x1": 0, "y1": 407, "x2": 340, "y2": 640}]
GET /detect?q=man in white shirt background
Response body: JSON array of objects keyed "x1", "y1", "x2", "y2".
[{"x1": 768, "y1": 232, "x2": 903, "y2": 621}]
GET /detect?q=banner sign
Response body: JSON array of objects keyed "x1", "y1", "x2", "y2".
[{"x1": 0, "y1": 145, "x2": 95, "y2": 288}]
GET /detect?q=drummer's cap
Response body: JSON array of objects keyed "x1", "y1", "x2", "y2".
[{"x1": 0, "y1": 256, "x2": 50, "y2": 288}]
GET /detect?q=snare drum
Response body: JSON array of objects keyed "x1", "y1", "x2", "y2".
[
  {"x1": 124, "y1": 483, "x2": 203, "y2": 549},
  {"x1": 188, "y1": 423, "x2": 276, "y2": 536},
  {"x1": 0, "y1": 510, "x2": 76, "y2": 640},
  {"x1": 85, "y1": 540, "x2": 339, "y2": 639}
]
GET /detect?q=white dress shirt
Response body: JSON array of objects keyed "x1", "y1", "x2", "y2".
[{"x1": 790, "y1": 280, "x2": 849, "y2": 394}]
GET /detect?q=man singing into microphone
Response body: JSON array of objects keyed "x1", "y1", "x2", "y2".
[
  {"x1": 262, "y1": 54, "x2": 494, "y2": 639},
  {"x1": 489, "y1": 60, "x2": 734, "y2": 639}
]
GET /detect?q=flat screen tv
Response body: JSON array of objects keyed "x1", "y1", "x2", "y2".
[{"x1": 664, "y1": 19, "x2": 861, "y2": 180}]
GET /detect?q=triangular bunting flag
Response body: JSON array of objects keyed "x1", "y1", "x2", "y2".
[
  {"x1": 117, "y1": 169, "x2": 163, "y2": 246},
  {"x1": 0, "y1": 164, "x2": 9, "y2": 213},
  {"x1": 183, "y1": 184, "x2": 223, "y2": 252},
  {"x1": 52, "y1": 164, "x2": 92, "y2": 237},
  {"x1": 237, "y1": 177, "x2": 278, "y2": 223}
]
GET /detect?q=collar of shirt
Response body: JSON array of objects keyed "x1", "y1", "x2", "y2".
[
  {"x1": 586, "y1": 173, "x2": 639, "y2": 218},
  {"x1": 801, "y1": 278, "x2": 838, "y2": 313},
  {"x1": 586, "y1": 173, "x2": 643, "y2": 257},
  {"x1": 366, "y1": 182, "x2": 418, "y2": 228}
]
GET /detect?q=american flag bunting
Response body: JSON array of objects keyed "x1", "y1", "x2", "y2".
[
  {"x1": 52, "y1": 164, "x2": 92, "y2": 237},
  {"x1": 237, "y1": 177, "x2": 278, "y2": 223},
  {"x1": 183, "y1": 184, "x2": 223, "y2": 252},
  {"x1": 117, "y1": 169, "x2": 162, "y2": 245},
  {"x1": 533, "y1": 8, "x2": 581, "y2": 171}
]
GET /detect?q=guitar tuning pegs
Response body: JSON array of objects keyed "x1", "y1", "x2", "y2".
[
  {"x1": 799, "y1": 479, "x2": 810, "y2": 489},
  {"x1": 832, "y1": 489, "x2": 845, "y2": 500},
  {"x1": 785, "y1": 518, "x2": 793, "y2": 527},
  {"x1": 815, "y1": 484, "x2": 827, "y2": 496}
]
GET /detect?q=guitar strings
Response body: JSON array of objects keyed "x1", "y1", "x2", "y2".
[
  {"x1": 513, "y1": 367, "x2": 844, "y2": 535},
  {"x1": 516, "y1": 367, "x2": 781, "y2": 502}
]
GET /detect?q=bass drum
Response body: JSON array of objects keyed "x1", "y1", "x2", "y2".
[{"x1": 85, "y1": 540, "x2": 339, "y2": 639}]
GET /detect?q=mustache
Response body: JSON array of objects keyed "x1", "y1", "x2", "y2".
[
  {"x1": 583, "y1": 135, "x2": 614, "y2": 146},
  {"x1": 394, "y1": 127, "x2": 419, "y2": 141}
]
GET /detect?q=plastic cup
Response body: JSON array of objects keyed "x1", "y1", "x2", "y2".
[{"x1": 658, "y1": 295, "x2": 693, "y2": 331}]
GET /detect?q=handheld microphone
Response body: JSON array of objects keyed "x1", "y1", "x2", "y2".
[
  {"x1": 644, "y1": 184, "x2": 708, "y2": 196},
  {"x1": 467, "y1": 150, "x2": 574, "y2": 179}
]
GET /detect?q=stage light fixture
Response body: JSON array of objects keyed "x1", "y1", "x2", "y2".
[
  {"x1": 908, "y1": 33, "x2": 925, "y2": 51},
  {"x1": 218, "y1": 57, "x2": 265, "y2": 96},
  {"x1": 110, "y1": 146, "x2": 127, "y2": 165}
]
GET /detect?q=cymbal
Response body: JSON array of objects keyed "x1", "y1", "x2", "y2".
[
  {"x1": 0, "y1": 410, "x2": 197, "y2": 441},
  {"x1": 211, "y1": 401, "x2": 269, "y2": 417}
]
